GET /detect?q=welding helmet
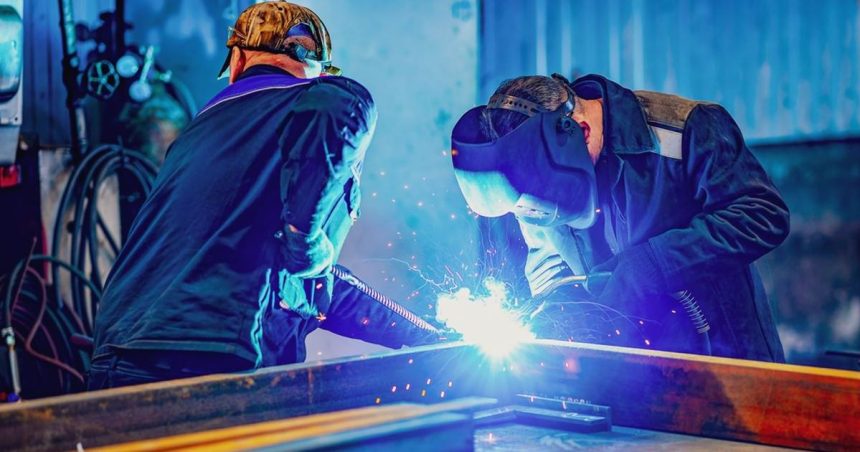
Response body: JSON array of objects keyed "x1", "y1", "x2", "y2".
[
  {"x1": 218, "y1": 1, "x2": 340, "y2": 78},
  {"x1": 450, "y1": 77, "x2": 597, "y2": 228}
]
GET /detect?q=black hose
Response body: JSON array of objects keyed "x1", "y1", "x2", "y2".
[
  {"x1": 50, "y1": 145, "x2": 156, "y2": 332},
  {"x1": 4, "y1": 255, "x2": 103, "y2": 329},
  {"x1": 97, "y1": 213, "x2": 120, "y2": 256},
  {"x1": 51, "y1": 146, "x2": 112, "y2": 309}
]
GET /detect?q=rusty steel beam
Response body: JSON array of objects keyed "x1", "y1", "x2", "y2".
[
  {"x1": 1, "y1": 341, "x2": 858, "y2": 451},
  {"x1": 506, "y1": 340, "x2": 860, "y2": 450},
  {"x1": 0, "y1": 343, "x2": 484, "y2": 451}
]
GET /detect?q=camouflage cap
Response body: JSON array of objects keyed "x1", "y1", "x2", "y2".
[{"x1": 217, "y1": 1, "x2": 338, "y2": 78}]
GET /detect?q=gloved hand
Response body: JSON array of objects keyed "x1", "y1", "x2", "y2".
[
  {"x1": 325, "y1": 265, "x2": 451, "y2": 349},
  {"x1": 278, "y1": 225, "x2": 335, "y2": 279},
  {"x1": 588, "y1": 242, "x2": 667, "y2": 308}
]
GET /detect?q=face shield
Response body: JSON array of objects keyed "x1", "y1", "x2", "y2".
[{"x1": 450, "y1": 90, "x2": 597, "y2": 229}]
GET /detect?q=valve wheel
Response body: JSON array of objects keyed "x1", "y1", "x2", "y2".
[{"x1": 85, "y1": 60, "x2": 121, "y2": 100}]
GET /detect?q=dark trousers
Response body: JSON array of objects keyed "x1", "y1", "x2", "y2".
[{"x1": 87, "y1": 348, "x2": 254, "y2": 390}]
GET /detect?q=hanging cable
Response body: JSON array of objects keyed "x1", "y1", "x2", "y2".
[{"x1": 50, "y1": 144, "x2": 157, "y2": 333}]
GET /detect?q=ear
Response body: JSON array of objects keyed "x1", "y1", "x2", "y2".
[{"x1": 228, "y1": 47, "x2": 246, "y2": 84}]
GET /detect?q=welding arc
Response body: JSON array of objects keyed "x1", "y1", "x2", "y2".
[{"x1": 331, "y1": 266, "x2": 440, "y2": 333}]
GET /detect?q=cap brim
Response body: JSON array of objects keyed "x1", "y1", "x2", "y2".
[{"x1": 216, "y1": 52, "x2": 231, "y2": 80}]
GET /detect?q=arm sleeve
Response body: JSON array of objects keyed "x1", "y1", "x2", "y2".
[
  {"x1": 320, "y1": 265, "x2": 442, "y2": 349},
  {"x1": 647, "y1": 104, "x2": 790, "y2": 291},
  {"x1": 276, "y1": 79, "x2": 377, "y2": 278}
]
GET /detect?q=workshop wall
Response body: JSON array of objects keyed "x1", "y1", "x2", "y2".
[{"x1": 482, "y1": 0, "x2": 860, "y2": 142}]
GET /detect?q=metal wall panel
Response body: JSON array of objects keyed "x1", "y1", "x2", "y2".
[{"x1": 481, "y1": 0, "x2": 860, "y2": 142}]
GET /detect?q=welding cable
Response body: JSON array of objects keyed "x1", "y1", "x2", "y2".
[
  {"x1": 51, "y1": 144, "x2": 157, "y2": 332},
  {"x1": 331, "y1": 266, "x2": 440, "y2": 333},
  {"x1": 4, "y1": 266, "x2": 88, "y2": 397},
  {"x1": 69, "y1": 149, "x2": 156, "y2": 322},
  {"x1": 16, "y1": 268, "x2": 85, "y2": 384},
  {"x1": 12, "y1": 300, "x2": 64, "y2": 389},
  {"x1": 14, "y1": 286, "x2": 86, "y2": 393},
  {"x1": 4, "y1": 255, "x2": 100, "y2": 336},
  {"x1": 673, "y1": 290, "x2": 710, "y2": 334},
  {"x1": 50, "y1": 145, "x2": 112, "y2": 314}
]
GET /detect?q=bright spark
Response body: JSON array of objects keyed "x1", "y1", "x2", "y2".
[{"x1": 436, "y1": 278, "x2": 534, "y2": 358}]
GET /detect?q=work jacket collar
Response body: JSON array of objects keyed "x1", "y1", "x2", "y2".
[
  {"x1": 235, "y1": 64, "x2": 300, "y2": 81},
  {"x1": 571, "y1": 74, "x2": 655, "y2": 157}
]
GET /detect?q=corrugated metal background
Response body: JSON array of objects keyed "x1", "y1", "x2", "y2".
[{"x1": 482, "y1": 0, "x2": 860, "y2": 142}]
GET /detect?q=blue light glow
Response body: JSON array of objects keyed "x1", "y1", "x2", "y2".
[{"x1": 436, "y1": 279, "x2": 535, "y2": 358}]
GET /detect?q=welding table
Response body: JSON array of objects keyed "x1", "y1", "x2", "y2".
[{"x1": 1, "y1": 340, "x2": 858, "y2": 450}]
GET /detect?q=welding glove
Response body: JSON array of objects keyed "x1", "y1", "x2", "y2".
[
  {"x1": 322, "y1": 265, "x2": 449, "y2": 349},
  {"x1": 524, "y1": 243, "x2": 668, "y2": 345},
  {"x1": 588, "y1": 242, "x2": 667, "y2": 308},
  {"x1": 279, "y1": 226, "x2": 335, "y2": 278}
]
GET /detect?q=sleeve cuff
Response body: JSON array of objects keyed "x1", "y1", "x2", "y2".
[{"x1": 280, "y1": 226, "x2": 335, "y2": 278}]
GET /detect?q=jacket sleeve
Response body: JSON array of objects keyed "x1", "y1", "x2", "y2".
[
  {"x1": 276, "y1": 79, "x2": 377, "y2": 278},
  {"x1": 320, "y1": 265, "x2": 444, "y2": 348},
  {"x1": 646, "y1": 104, "x2": 790, "y2": 291}
]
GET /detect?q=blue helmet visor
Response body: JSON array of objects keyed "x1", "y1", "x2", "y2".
[{"x1": 451, "y1": 106, "x2": 597, "y2": 229}]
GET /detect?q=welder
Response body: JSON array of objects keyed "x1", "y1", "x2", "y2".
[
  {"x1": 451, "y1": 74, "x2": 789, "y2": 361},
  {"x1": 88, "y1": 1, "x2": 440, "y2": 390}
]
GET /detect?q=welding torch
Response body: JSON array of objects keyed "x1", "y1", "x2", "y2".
[
  {"x1": 528, "y1": 271, "x2": 712, "y2": 352},
  {"x1": 532, "y1": 274, "x2": 609, "y2": 305}
]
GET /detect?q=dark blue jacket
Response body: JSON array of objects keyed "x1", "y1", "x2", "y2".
[
  {"x1": 524, "y1": 74, "x2": 788, "y2": 362},
  {"x1": 92, "y1": 66, "x2": 438, "y2": 368}
]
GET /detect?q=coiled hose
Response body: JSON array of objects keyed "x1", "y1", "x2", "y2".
[
  {"x1": 672, "y1": 290, "x2": 712, "y2": 355},
  {"x1": 331, "y1": 266, "x2": 439, "y2": 333},
  {"x1": 50, "y1": 144, "x2": 158, "y2": 334}
]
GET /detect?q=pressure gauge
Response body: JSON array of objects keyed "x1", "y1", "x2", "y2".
[{"x1": 116, "y1": 53, "x2": 141, "y2": 78}]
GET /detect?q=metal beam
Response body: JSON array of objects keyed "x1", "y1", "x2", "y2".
[{"x1": 1, "y1": 341, "x2": 858, "y2": 451}]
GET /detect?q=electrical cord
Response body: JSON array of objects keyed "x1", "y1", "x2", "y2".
[
  {"x1": 3, "y1": 263, "x2": 90, "y2": 398},
  {"x1": 15, "y1": 268, "x2": 85, "y2": 384},
  {"x1": 1, "y1": 145, "x2": 156, "y2": 399}
]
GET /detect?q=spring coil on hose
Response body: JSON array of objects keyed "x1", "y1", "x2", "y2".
[
  {"x1": 673, "y1": 290, "x2": 710, "y2": 334},
  {"x1": 331, "y1": 266, "x2": 439, "y2": 333}
]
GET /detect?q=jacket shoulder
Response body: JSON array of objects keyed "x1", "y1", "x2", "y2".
[
  {"x1": 634, "y1": 91, "x2": 719, "y2": 160},
  {"x1": 634, "y1": 91, "x2": 711, "y2": 131},
  {"x1": 311, "y1": 76, "x2": 375, "y2": 107}
]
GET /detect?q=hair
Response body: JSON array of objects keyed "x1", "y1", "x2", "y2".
[{"x1": 480, "y1": 76, "x2": 569, "y2": 140}]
